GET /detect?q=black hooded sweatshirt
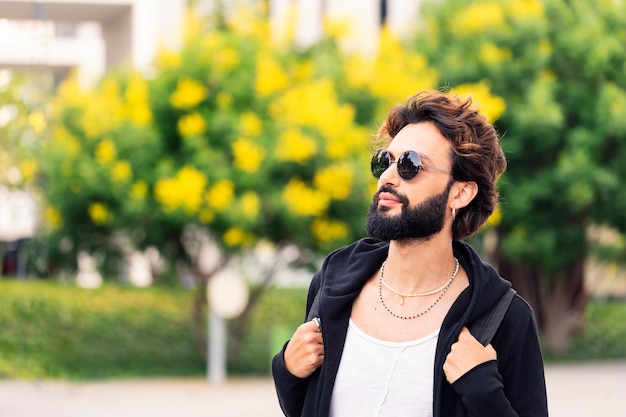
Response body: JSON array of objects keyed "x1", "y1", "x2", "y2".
[{"x1": 272, "y1": 238, "x2": 548, "y2": 417}]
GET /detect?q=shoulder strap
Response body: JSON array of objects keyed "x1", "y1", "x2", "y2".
[
  {"x1": 306, "y1": 288, "x2": 322, "y2": 322},
  {"x1": 468, "y1": 287, "x2": 517, "y2": 346}
]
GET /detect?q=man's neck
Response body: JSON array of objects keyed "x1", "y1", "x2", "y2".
[{"x1": 384, "y1": 235, "x2": 457, "y2": 293}]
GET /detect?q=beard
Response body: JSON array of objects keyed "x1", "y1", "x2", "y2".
[{"x1": 366, "y1": 182, "x2": 452, "y2": 242}]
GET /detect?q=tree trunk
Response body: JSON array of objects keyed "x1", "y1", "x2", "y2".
[
  {"x1": 493, "y1": 242, "x2": 587, "y2": 355},
  {"x1": 227, "y1": 249, "x2": 284, "y2": 364},
  {"x1": 191, "y1": 267, "x2": 209, "y2": 358}
]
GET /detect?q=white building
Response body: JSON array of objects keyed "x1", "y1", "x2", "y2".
[
  {"x1": 0, "y1": 0, "x2": 187, "y2": 86},
  {"x1": 0, "y1": 0, "x2": 423, "y2": 86}
]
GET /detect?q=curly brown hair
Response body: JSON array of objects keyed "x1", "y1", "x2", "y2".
[{"x1": 374, "y1": 90, "x2": 507, "y2": 240}]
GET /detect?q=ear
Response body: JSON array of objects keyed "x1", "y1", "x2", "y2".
[{"x1": 449, "y1": 181, "x2": 478, "y2": 211}]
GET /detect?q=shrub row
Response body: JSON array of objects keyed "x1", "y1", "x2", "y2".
[
  {"x1": 0, "y1": 279, "x2": 203, "y2": 379},
  {"x1": 1, "y1": 279, "x2": 625, "y2": 380}
]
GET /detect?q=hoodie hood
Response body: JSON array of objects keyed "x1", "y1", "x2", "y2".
[{"x1": 318, "y1": 237, "x2": 512, "y2": 325}]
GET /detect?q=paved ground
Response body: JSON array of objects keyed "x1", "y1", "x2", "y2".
[{"x1": 0, "y1": 360, "x2": 624, "y2": 416}]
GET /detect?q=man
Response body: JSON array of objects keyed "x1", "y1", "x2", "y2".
[{"x1": 272, "y1": 90, "x2": 548, "y2": 417}]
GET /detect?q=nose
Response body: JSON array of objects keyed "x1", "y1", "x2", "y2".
[{"x1": 378, "y1": 161, "x2": 400, "y2": 186}]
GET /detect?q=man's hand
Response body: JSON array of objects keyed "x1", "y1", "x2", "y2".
[
  {"x1": 443, "y1": 327, "x2": 497, "y2": 384},
  {"x1": 284, "y1": 318, "x2": 324, "y2": 378}
]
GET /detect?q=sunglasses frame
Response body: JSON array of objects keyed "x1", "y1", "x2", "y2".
[{"x1": 371, "y1": 149, "x2": 452, "y2": 180}]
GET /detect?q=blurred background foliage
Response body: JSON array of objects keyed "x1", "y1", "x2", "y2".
[
  {"x1": 415, "y1": 0, "x2": 626, "y2": 353},
  {"x1": 2, "y1": 0, "x2": 626, "y2": 378},
  {"x1": 1, "y1": 280, "x2": 625, "y2": 379}
]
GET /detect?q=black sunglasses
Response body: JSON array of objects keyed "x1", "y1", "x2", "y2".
[{"x1": 370, "y1": 149, "x2": 452, "y2": 180}]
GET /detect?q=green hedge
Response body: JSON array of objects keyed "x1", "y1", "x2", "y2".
[
  {"x1": 0, "y1": 279, "x2": 204, "y2": 379},
  {"x1": 1, "y1": 279, "x2": 625, "y2": 380}
]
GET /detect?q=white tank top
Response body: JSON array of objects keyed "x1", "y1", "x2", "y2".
[{"x1": 329, "y1": 319, "x2": 439, "y2": 417}]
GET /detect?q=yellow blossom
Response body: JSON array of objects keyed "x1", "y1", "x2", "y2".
[
  {"x1": 344, "y1": 55, "x2": 370, "y2": 89},
  {"x1": 178, "y1": 112, "x2": 207, "y2": 137},
  {"x1": 311, "y1": 218, "x2": 348, "y2": 244},
  {"x1": 314, "y1": 164, "x2": 353, "y2": 200},
  {"x1": 18, "y1": 160, "x2": 37, "y2": 183},
  {"x1": 255, "y1": 53, "x2": 289, "y2": 97},
  {"x1": 199, "y1": 208, "x2": 215, "y2": 224},
  {"x1": 454, "y1": 3, "x2": 507, "y2": 36},
  {"x1": 112, "y1": 160, "x2": 132, "y2": 182},
  {"x1": 326, "y1": 125, "x2": 368, "y2": 160},
  {"x1": 96, "y1": 139, "x2": 116, "y2": 165},
  {"x1": 227, "y1": 6, "x2": 267, "y2": 38},
  {"x1": 452, "y1": 81, "x2": 506, "y2": 123},
  {"x1": 484, "y1": 205, "x2": 502, "y2": 228},
  {"x1": 213, "y1": 48, "x2": 240, "y2": 73},
  {"x1": 52, "y1": 126, "x2": 81, "y2": 157},
  {"x1": 28, "y1": 111, "x2": 47, "y2": 134},
  {"x1": 480, "y1": 43, "x2": 511, "y2": 65},
  {"x1": 84, "y1": 78, "x2": 125, "y2": 136},
  {"x1": 207, "y1": 180, "x2": 235, "y2": 212},
  {"x1": 223, "y1": 227, "x2": 255, "y2": 247},
  {"x1": 240, "y1": 192, "x2": 260, "y2": 219},
  {"x1": 295, "y1": 61, "x2": 314, "y2": 83},
  {"x1": 182, "y1": 7, "x2": 203, "y2": 43},
  {"x1": 270, "y1": 79, "x2": 356, "y2": 144},
  {"x1": 55, "y1": 76, "x2": 88, "y2": 110},
  {"x1": 154, "y1": 165, "x2": 208, "y2": 214},
  {"x1": 270, "y1": 3, "x2": 297, "y2": 44},
  {"x1": 88, "y1": 202, "x2": 109, "y2": 225},
  {"x1": 170, "y1": 78, "x2": 208, "y2": 109},
  {"x1": 240, "y1": 111, "x2": 263, "y2": 137},
  {"x1": 323, "y1": 15, "x2": 350, "y2": 39},
  {"x1": 275, "y1": 128, "x2": 317, "y2": 162},
  {"x1": 45, "y1": 206, "x2": 62, "y2": 230},
  {"x1": 201, "y1": 32, "x2": 223, "y2": 51},
  {"x1": 350, "y1": 28, "x2": 437, "y2": 108},
  {"x1": 125, "y1": 73, "x2": 152, "y2": 125},
  {"x1": 232, "y1": 138, "x2": 266, "y2": 173},
  {"x1": 283, "y1": 179, "x2": 329, "y2": 217},
  {"x1": 131, "y1": 181, "x2": 148, "y2": 200},
  {"x1": 155, "y1": 46, "x2": 181, "y2": 69},
  {"x1": 507, "y1": 0, "x2": 544, "y2": 20}
]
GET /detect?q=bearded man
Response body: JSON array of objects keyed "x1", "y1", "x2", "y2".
[{"x1": 272, "y1": 90, "x2": 548, "y2": 417}]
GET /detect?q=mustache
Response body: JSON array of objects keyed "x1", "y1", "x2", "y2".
[{"x1": 373, "y1": 185, "x2": 409, "y2": 206}]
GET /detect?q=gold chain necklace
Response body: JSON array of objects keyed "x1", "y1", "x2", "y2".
[
  {"x1": 378, "y1": 258, "x2": 459, "y2": 320},
  {"x1": 380, "y1": 258, "x2": 459, "y2": 303}
]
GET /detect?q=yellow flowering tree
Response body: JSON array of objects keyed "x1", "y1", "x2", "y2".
[
  {"x1": 416, "y1": 0, "x2": 626, "y2": 353},
  {"x1": 39, "y1": 7, "x2": 437, "y2": 361},
  {"x1": 40, "y1": 72, "x2": 162, "y2": 274},
  {"x1": 145, "y1": 11, "x2": 406, "y2": 260}
]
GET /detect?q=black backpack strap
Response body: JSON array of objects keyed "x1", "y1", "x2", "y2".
[
  {"x1": 306, "y1": 288, "x2": 321, "y2": 322},
  {"x1": 468, "y1": 287, "x2": 517, "y2": 346}
]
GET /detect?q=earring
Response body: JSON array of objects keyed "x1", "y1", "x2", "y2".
[{"x1": 452, "y1": 207, "x2": 456, "y2": 221}]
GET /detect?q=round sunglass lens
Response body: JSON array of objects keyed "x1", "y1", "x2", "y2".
[
  {"x1": 397, "y1": 151, "x2": 421, "y2": 180},
  {"x1": 371, "y1": 150, "x2": 389, "y2": 178}
]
